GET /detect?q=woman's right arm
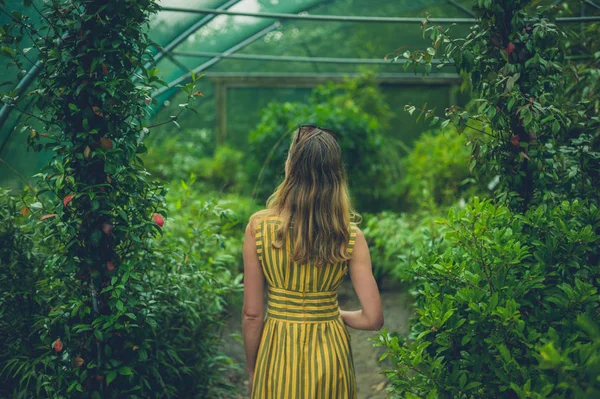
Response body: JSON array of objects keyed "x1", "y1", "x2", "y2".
[{"x1": 340, "y1": 227, "x2": 384, "y2": 331}]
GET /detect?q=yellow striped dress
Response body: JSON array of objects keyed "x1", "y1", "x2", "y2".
[{"x1": 252, "y1": 216, "x2": 357, "y2": 399}]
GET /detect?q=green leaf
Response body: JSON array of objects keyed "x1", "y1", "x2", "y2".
[
  {"x1": 106, "y1": 371, "x2": 117, "y2": 385},
  {"x1": 118, "y1": 366, "x2": 134, "y2": 376}
]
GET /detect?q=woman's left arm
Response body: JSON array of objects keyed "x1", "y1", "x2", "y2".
[{"x1": 242, "y1": 221, "x2": 265, "y2": 378}]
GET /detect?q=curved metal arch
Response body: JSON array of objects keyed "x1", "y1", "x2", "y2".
[{"x1": 0, "y1": 0, "x2": 241, "y2": 141}]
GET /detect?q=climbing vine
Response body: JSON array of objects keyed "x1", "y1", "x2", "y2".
[{"x1": 0, "y1": 1, "x2": 235, "y2": 398}]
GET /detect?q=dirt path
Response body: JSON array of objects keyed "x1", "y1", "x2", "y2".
[{"x1": 223, "y1": 278, "x2": 411, "y2": 399}]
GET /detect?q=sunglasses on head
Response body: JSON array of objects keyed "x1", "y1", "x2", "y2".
[{"x1": 296, "y1": 124, "x2": 337, "y2": 142}]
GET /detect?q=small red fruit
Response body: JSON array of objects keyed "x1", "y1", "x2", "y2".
[
  {"x1": 73, "y1": 356, "x2": 84, "y2": 368},
  {"x1": 92, "y1": 106, "x2": 103, "y2": 117},
  {"x1": 53, "y1": 338, "x2": 63, "y2": 352},
  {"x1": 106, "y1": 261, "x2": 115, "y2": 272},
  {"x1": 99, "y1": 137, "x2": 113, "y2": 149},
  {"x1": 153, "y1": 213, "x2": 165, "y2": 228},
  {"x1": 102, "y1": 223, "x2": 113, "y2": 236},
  {"x1": 506, "y1": 42, "x2": 516, "y2": 56},
  {"x1": 63, "y1": 194, "x2": 75, "y2": 207},
  {"x1": 511, "y1": 135, "x2": 520, "y2": 147}
]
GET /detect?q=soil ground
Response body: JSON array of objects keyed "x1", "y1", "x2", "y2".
[{"x1": 223, "y1": 278, "x2": 412, "y2": 399}]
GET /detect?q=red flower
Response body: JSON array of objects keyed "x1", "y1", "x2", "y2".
[
  {"x1": 102, "y1": 223, "x2": 113, "y2": 236},
  {"x1": 506, "y1": 42, "x2": 516, "y2": 57},
  {"x1": 511, "y1": 135, "x2": 520, "y2": 147},
  {"x1": 40, "y1": 214, "x2": 57, "y2": 221},
  {"x1": 153, "y1": 213, "x2": 165, "y2": 228},
  {"x1": 106, "y1": 261, "x2": 115, "y2": 272},
  {"x1": 53, "y1": 338, "x2": 63, "y2": 352},
  {"x1": 63, "y1": 194, "x2": 75, "y2": 207}
]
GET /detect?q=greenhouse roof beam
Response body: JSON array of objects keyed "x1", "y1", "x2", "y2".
[
  {"x1": 161, "y1": 6, "x2": 475, "y2": 23},
  {"x1": 0, "y1": 61, "x2": 42, "y2": 130},
  {"x1": 583, "y1": 0, "x2": 600, "y2": 11},
  {"x1": 171, "y1": 51, "x2": 445, "y2": 65},
  {"x1": 204, "y1": 72, "x2": 461, "y2": 87},
  {"x1": 148, "y1": 0, "x2": 243, "y2": 69},
  {"x1": 152, "y1": 22, "x2": 281, "y2": 97},
  {"x1": 160, "y1": 7, "x2": 600, "y2": 24}
]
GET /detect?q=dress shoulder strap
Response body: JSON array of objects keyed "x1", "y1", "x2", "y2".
[
  {"x1": 347, "y1": 223, "x2": 358, "y2": 257},
  {"x1": 255, "y1": 218, "x2": 265, "y2": 263}
]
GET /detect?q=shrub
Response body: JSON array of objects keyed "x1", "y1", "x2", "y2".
[
  {"x1": 0, "y1": 190, "x2": 47, "y2": 397},
  {"x1": 248, "y1": 74, "x2": 403, "y2": 212},
  {"x1": 377, "y1": 197, "x2": 599, "y2": 398},
  {"x1": 402, "y1": 127, "x2": 486, "y2": 209},
  {"x1": 144, "y1": 128, "x2": 214, "y2": 182},
  {"x1": 144, "y1": 129, "x2": 249, "y2": 193},
  {"x1": 362, "y1": 211, "x2": 447, "y2": 285},
  {"x1": 377, "y1": 1, "x2": 600, "y2": 397}
]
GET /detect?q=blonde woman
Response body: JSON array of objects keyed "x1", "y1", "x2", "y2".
[{"x1": 242, "y1": 125, "x2": 384, "y2": 398}]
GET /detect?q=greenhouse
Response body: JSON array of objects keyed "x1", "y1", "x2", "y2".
[{"x1": 0, "y1": 0, "x2": 599, "y2": 398}]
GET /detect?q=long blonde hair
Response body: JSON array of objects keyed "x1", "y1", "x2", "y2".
[{"x1": 251, "y1": 125, "x2": 360, "y2": 265}]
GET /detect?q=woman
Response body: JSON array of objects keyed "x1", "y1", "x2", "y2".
[{"x1": 242, "y1": 125, "x2": 383, "y2": 398}]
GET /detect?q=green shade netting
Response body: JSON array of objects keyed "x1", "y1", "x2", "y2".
[{"x1": 2, "y1": 0, "x2": 592, "y2": 186}]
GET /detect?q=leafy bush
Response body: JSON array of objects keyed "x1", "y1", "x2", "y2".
[
  {"x1": 0, "y1": 187, "x2": 243, "y2": 398},
  {"x1": 248, "y1": 74, "x2": 403, "y2": 212},
  {"x1": 144, "y1": 129, "x2": 249, "y2": 193},
  {"x1": 143, "y1": 129, "x2": 214, "y2": 182},
  {"x1": 0, "y1": 190, "x2": 46, "y2": 397},
  {"x1": 377, "y1": 198, "x2": 599, "y2": 398},
  {"x1": 362, "y1": 211, "x2": 447, "y2": 284},
  {"x1": 401, "y1": 127, "x2": 486, "y2": 209},
  {"x1": 376, "y1": 1, "x2": 600, "y2": 397},
  {"x1": 164, "y1": 177, "x2": 261, "y2": 273}
]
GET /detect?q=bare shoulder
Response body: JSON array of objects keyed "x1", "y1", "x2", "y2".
[{"x1": 354, "y1": 225, "x2": 365, "y2": 239}]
